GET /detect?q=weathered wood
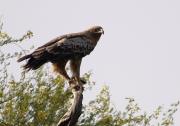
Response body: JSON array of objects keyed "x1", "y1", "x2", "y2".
[{"x1": 57, "y1": 83, "x2": 84, "y2": 126}]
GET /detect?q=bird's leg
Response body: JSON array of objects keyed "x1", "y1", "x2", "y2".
[
  {"x1": 52, "y1": 60, "x2": 71, "y2": 81},
  {"x1": 70, "y1": 58, "x2": 85, "y2": 85}
]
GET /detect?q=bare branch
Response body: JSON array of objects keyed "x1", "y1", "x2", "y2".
[{"x1": 57, "y1": 83, "x2": 84, "y2": 126}]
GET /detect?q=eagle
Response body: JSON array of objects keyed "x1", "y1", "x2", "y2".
[{"x1": 17, "y1": 26, "x2": 104, "y2": 84}]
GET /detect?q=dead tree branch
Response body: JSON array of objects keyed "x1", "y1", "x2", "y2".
[{"x1": 57, "y1": 82, "x2": 84, "y2": 126}]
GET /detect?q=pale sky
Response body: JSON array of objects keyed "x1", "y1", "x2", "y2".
[{"x1": 0, "y1": 0, "x2": 180, "y2": 125}]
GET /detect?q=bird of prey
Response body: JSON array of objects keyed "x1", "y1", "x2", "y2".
[{"x1": 17, "y1": 26, "x2": 104, "y2": 84}]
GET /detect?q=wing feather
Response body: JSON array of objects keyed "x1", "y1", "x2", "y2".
[
  {"x1": 17, "y1": 31, "x2": 98, "y2": 70},
  {"x1": 45, "y1": 36, "x2": 95, "y2": 58}
]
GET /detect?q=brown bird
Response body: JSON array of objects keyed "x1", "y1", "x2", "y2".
[{"x1": 17, "y1": 26, "x2": 104, "y2": 83}]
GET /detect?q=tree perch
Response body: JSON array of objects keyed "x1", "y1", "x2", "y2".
[{"x1": 57, "y1": 82, "x2": 84, "y2": 126}]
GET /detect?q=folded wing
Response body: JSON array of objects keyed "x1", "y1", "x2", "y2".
[{"x1": 18, "y1": 35, "x2": 95, "y2": 70}]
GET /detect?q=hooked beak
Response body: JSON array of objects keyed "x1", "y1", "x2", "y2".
[{"x1": 100, "y1": 28, "x2": 104, "y2": 34}]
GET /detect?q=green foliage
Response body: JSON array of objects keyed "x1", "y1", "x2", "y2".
[
  {"x1": 0, "y1": 69, "x2": 72, "y2": 126},
  {"x1": 0, "y1": 20, "x2": 179, "y2": 126},
  {"x1": 0, "y1": 20, "x2": 33, "y2": 47},
  {"x1": 79, "y1": 86, "x2": 179, "y2": 126}
]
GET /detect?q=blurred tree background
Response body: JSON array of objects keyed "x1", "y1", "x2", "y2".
[{"x1": 0, "y1": 20, "x2": 179, "y2": 126}]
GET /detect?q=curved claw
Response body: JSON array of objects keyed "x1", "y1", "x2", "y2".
[
  {"x1": 80, "y1": 78, "x2": 86, "y2": 84},
  {"x1": 69, "y1": 77, "x2": 86, "y2": 85}
]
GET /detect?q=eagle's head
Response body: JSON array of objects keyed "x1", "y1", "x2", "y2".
[
  {"x1": 87, "y1": 26, "x2": 104, "y2": 35},
  {"x1": 85, "y1": 26, "x2": 104, "y2": 43}
]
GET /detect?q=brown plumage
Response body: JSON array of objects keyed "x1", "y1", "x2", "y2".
[{"x1": 18, "y1": 26, "x2": 104, "y2": 83}]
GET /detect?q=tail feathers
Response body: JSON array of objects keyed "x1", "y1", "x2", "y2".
[
  {"x1": 17, "y1": 54, "x2": 31, "y2": 62},
  {"x1": 18, "y1": 54, "x2": 47, "y2": 71},
  {"x1": 23, "y1": 58, "x2": 47, "y2": 70}
]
